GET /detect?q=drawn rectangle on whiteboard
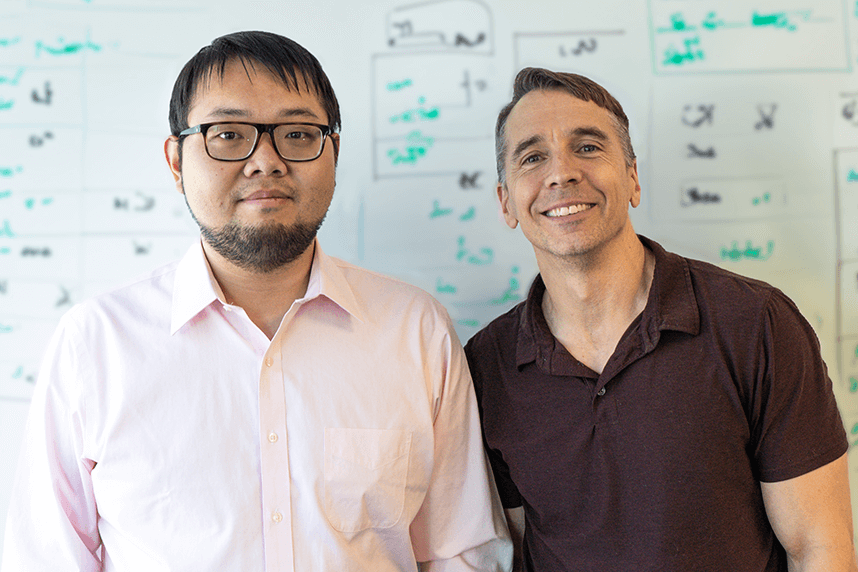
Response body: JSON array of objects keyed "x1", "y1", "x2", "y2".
[
  {"x1": 840, "y1": 261, "x2": 858, "y2": 338},
  {"x1": 840, "y1": 339, "x2": 858, "y2": 391},
  {"x1": 513, "y1": 30, "x2": 626, "y2": 74},
  {"x1": 649, "y1": 0, "x2": 850, "y2": 74},
  {"x1": 834, "y1": 92, "x2": 858, "y2": 148},
  {"x1": 0, "y1": 127, "x2": 84, "y2": 193},
  {"x1": 372, "y1": 53, "x2": 494, "y2": 179},
  {"x1": 836, "y1": 148, "x2": 858, "y2": 261},
  {"x1": 671, "y1": 177, "x2": 787, "y2": 221},
  {"x1": 0, "y1": 66, "x2": 83, "y2": 124},
  {"x1": 30, "y1": 0, "x2": 205, "y2": 9},
  {"x1": 0, "y1": 279, "x2": 72, "y2": 326},
  {"x1": 512, "y1": 30, "x2": 648, "y2": 139}
]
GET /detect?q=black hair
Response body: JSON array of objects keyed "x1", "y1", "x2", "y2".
[{"x1": 168, "y1": 31, "x2": 341, "y2": 137}]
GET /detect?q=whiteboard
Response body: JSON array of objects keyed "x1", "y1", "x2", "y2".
[{"x1": 1, "y1": 0, "x2": 857, "y2": 556}]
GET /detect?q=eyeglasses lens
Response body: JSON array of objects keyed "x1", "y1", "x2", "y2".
[{"x1": 204, "y1": 124, "x2": 324, "y2": 161}]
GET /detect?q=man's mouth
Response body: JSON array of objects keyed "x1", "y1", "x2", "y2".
[
  {"x1": 240, "y1": 190, "x2": 292, "y2": 203},
  {"x1": 544, "y1": 203, "x2": 593, "y2": 217}
]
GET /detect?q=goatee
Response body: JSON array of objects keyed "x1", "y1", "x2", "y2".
[{"x1": 196, "y1": 216, "x2": 325, "y2": 273}]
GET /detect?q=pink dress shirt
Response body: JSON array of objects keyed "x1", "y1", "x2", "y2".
[{"x1": 1, "y1": 240, "x2": 511, "y2": 571}]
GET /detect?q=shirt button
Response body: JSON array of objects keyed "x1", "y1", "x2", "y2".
[
  {"x1": 597, "y1": 388, "x2": 606, "y2": 396},
  {"x1": 268, "y1": 432, "x2": 278, "y2": 443},
  {"x1": 272, "y1": 511, "x2": 283, "y2": 523},
  {"x1": 265, "y1": 357, "x2": 274, "y2": 367}
]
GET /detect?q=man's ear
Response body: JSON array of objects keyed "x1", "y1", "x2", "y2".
[
  {"x1": 329, "y1": 132, "x2": 340, "y2": 164},
  {"x1": 628, "y1": 159, "x2": 641, "y2": 208},
  {"x1": 164, "y1": 136, "x2": 183, "y2": 194},
  {"x1": 497, "y1": 182, "x2": 518, "y2": 229}
]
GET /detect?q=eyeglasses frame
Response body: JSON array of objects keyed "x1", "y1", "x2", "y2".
[{"x1": 178, "y1": 121, "x2": 333, "y2": 162}]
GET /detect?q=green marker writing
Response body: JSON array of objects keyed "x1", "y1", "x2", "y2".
[
  {"x1": 436, "y1": 278, "x2": 457, "y2": 294},
  {"x1": 387, "y1": 79, "x2": 413, "y2": 91},
  {"x1": 429, "y1": 200, "x2": 453, "y2": 219},
  {"x1": 0, "y1": 68, "x2": 24, "y2": 86}
]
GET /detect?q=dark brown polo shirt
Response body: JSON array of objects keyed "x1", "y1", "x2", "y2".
[{"x1": 465, "y1": 236, "x2": 847, "y2": 572}]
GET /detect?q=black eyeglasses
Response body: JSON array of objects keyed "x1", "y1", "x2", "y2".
[{"x1": 178, "y1": 122, "x2": 332, "y2": 162}]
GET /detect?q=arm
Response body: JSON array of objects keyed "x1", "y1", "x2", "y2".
[
  {"x1": 761, "y1": 453, "x2": 857, "y2": 572},
  {"x1": 412, "y1": 324, "x2": 513, "y2": 571},
  {"x1": 504, "y1": 507, "x2": 525, "y2": 572},
  {"x1": 1, "y1": 314, "x2": 102, "y2": 571}
]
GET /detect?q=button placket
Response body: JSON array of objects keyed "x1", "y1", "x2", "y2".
[{"x1": 258, "y1": 342, "x2": 293, "y2": 568}]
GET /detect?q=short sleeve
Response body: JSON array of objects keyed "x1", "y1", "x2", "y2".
[{"x1": 751, "y1": 289, "x2": 848, "y2": 482}]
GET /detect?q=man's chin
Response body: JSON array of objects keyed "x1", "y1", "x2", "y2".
[{"x1": 199, "y1": 218, "x2": 323, "y2": 273}]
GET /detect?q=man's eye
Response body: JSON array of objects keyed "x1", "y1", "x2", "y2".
[
  {"x1": 580, "y1": 144, "x2": 599, "y2": 152},
  {"x1": 216, "y1": 131, "x2": 241, "y2": 140},
  {"x1": 286, "y1": 129, "x2": 315, "y2": 140},
  {"x1": 523, "y1": 154, "x2": 542, "y2": 164}
]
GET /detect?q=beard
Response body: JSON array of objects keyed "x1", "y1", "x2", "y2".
[
  {"x1": 186, "y1": 197, "x2": 326, "y2": 273},
  {"x1": 198, "y1": 217, "x2": 325, "y2": 273}
]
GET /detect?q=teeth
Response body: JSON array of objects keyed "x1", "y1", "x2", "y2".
[{"x1": 546, "y1": 204, "x2": 591, "y2": 217}]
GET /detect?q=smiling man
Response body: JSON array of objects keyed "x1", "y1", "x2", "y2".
[
  {"x1": 464, "y1": 67, "x2": 856, "y2": 571},
  {"x1": 1, "y1": 32, "x2": 511, "y2": 572}
]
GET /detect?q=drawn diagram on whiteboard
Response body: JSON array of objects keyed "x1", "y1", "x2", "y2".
[
  {"x1": 372, "y1": 0, "x2": 495, "y2": 180},
  {"x1": 386, "y1": 0, "x2": 493, "y2": 53},
  {"x1": 835, "y1": 148, "x2": 858, "y2": 391},
  {"x1": 649, "y1": 0, "x2": 850, "y2": 73}
]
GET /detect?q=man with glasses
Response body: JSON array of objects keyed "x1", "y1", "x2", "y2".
[{"x1": 2, "y1": 31, "x2": 511, "y2": 571}]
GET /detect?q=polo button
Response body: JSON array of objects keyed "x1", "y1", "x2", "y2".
[
  {"x1": 265, "y1": 357, "x2": 274, "y2": 367},
  {"x1": 272, "y1": 511, "x2": 283, "y2": 523},
  {"x1": 597, "y1": 388, "x2": 606, "y2": 396},
  {"x1": 268, "y1": 432, "x2": 278, "y2": 443}
]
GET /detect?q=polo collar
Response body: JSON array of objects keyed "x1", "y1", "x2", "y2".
[{"x1": 515, "y1": 235, "x2": 700, "y2": 369}]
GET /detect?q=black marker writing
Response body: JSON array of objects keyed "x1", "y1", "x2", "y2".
[
  {"x1": 687, "y1": 144, "x2": 716, "y2": 158},
  {"x1": 681, "y1": 187, "x2": 721, "y2": 206},
  {"x1": 755, "y1": 104, "x2": 777, "y2": 130},
  {"x1": 459, "y1": 171, "x2": 481, "y2": 189},
  {"x1": 682, "y1": 104, "x2": 714, "y2": 127}
]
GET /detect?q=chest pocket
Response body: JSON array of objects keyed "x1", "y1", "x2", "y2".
[{"x1": 324, "y1": 427, "x2": 412, "y2": 533}]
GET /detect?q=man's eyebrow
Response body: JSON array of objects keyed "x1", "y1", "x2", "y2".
[
  {"x1": 275, "y1": 107, "x2": 323, "y2": 120},
  {"x1": 510, "y1": 134, "x2": 543, "y2": 164},
  {"x1": 571, "y1": 126, "x2": 610, "y2": 141},
  {"x1": 203, "y1": 106, "x2": 323, "y2": 121},
  {"x1": 205, "y1": 107, "x2": 250, "y2": 119}
]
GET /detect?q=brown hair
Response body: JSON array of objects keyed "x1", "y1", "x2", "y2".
[{"x1": 495, "y1": 67, "x2": 635, "y2": 184}]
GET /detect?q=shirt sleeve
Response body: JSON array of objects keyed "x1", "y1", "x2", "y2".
[
  {"x1": 409, "y1": 321, "x2": 512, "y2": 571},
  {"x1": 1, "y1": 311, "x2": 103, "y2": 571},
  {"x1": 751, "y1": 289, "x2": 848, "y2": 482}
]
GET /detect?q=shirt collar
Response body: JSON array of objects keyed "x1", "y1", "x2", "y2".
[
  {"x1": 516, "y1": 235, "x2": 700, "y2": 368},
  {"x1": 170, "y1": 238, "x2": 365, "y2": 335},
  {"x1": 302, "y1": 240, "x2": 366, "y2": 323},
  {"x1": 171, "y1": 239, "x2": 220, "y2": 335}
]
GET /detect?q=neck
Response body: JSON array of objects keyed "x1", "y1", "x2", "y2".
[
  {"x1": 202, "y1": 240, "x2": 316, "y2": 339},
  {"x1": 537, "y1": 232, "x2": 654, "y2": 373}
]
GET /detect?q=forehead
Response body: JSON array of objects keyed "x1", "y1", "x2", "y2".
[
  {"x1": 504, "y1": 89, "x2": 617, "y2": 145},
  {"x1": 188, "y1": 59, "x2": 326, "y2": 121}
]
